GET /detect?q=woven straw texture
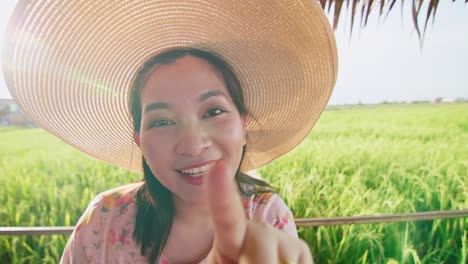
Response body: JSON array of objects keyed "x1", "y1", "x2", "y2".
[{"x1": 3, "y1": 0, "x2": 338, "y2": 173}]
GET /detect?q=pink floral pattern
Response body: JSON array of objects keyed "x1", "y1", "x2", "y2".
[
  {"x1": 60, "y1": 182, "x2": 297, "y2": 264},
  {"x1": 273, "y1": 215, "x2": 289, "y2": 229},
  {"x1": 109, "y1": 229, "x2": 117, "y2": 245}
]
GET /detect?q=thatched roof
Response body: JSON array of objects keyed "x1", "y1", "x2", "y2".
[{"x1": 322, "y1": 0, "x2": 467, "y2": 43}]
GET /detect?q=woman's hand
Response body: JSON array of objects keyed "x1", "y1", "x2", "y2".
[{"x1": 204, "y1": 162, "x2": 313, "y2": 264}]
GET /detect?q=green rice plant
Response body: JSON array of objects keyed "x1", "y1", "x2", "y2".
[
  {"x1": 1, "y1": 103, "x2": 467, "y2": 263},
  {"x1": 261, "y1": 103, "x2": 468, "y2": 263}
]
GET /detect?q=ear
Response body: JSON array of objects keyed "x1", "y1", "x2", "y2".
[
  {"x1": 133, "y1": 132, "x2": 141, "y2": 148},
  {"x1": 241, "y1": 114, "x2": 247, "y2": 145}
]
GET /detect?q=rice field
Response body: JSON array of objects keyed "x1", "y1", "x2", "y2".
[{"x1": 1, "y1": 103, "x2": 467, "y2": 263}]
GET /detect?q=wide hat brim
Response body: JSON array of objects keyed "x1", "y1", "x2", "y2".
[{"x1": 3, "y1": 0, "x2": 338, "y2": 173}]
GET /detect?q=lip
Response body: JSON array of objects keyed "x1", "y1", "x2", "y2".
[
  {"x1": 179, "y1": 172, "x2": 204, "y2": 186},
  {"x1": 177, "y1": 160, "x2": 217, "y2": 171},
  {"x1": 176, "y1": 160, "x2": 218, "y2": 186}
]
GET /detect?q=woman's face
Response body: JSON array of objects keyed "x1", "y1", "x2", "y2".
[{"x1": 135, "y1": 55, "x2": 246, "y2": 204}]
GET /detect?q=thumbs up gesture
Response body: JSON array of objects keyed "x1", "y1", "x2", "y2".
[{"x1": 204, "y1": 162, "x2": 313, "y2": 264}]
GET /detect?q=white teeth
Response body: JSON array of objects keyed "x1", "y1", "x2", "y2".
[{"x1": 180, "y1": 163, "x2": 214, "y2": 177}]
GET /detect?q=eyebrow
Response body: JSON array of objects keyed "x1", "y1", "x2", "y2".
[
  {"x1": 198, "y1": 90, "x2": 227, "y2": 102},
  {"x1": 144, "y1": 90, "x2": 227, "y2": 113},
  {"x1": 144, "y1": 102, "x2": 171, "y2": 113}
]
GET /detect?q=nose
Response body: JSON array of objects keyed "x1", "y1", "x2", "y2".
[{"x1": 175, "y1": 120, "x2": 211, "y2": 156}]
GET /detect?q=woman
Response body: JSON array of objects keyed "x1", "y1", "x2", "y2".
[{"x1": 3, "y1": 1, "x2": 337, "y2": 263}]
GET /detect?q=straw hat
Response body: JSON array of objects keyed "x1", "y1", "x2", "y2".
[{"x1": 2, "y1": 0, "x2": 338, "y2": 173}]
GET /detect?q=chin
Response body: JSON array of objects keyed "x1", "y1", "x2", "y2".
[{"x1": 181, "y1": 195, "x2": 206, "y2": 206}]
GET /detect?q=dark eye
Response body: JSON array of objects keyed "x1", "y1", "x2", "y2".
[
  {"x1": 149, "y1": 119, "x2": 174, "y2": 128},
  {"x1": 204, "y1": 107, "x2": 225, "y2": 118}
]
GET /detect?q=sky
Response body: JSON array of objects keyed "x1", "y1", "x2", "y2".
[{"x1": 0, "y1": 1, "x2": 467, "y2": 105}]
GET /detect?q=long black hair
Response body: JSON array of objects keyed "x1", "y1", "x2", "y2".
[{"x1": 129, "y1": 48, "x2": 274, "y2": 263}]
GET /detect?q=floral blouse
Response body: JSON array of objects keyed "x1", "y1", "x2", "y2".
[{"x1": 60, "y1": 181, "x2": 297, "y2": 264}]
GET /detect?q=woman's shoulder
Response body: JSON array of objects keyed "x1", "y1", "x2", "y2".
[
  {"x1": 96, "y1": 181, "x2": 143, "y2": 207},
  {"x1": 74, "y1": 181, "x2": 143, "y2": 234},
  {"x1": 99, "y1": 180, "x2": 144, "y2": 199},
  {"x1": 241, "y1": 191, "x2": 280, "y2": 219},
  {"x1": 242, "y1": 192, "x2": 298, "y2": 238},
  {"x1": 62, "y1": 182, "x2": 147, "y2": 262},
  {"x1": 247, "y1": 192, "x2": 284, "y2": 214}
]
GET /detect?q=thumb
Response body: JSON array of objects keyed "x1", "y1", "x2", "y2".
[{"x1": 204, "y1": 161, "x2": 246, "y2": 262}]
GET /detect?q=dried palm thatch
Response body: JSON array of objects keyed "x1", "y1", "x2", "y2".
[{"x1": 320, "y1": 0, "x2": 467, "y2": 44}]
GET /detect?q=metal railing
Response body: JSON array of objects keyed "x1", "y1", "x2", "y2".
[{"x1": 1, "y1": 209, "x2": 467, "y2": 236}]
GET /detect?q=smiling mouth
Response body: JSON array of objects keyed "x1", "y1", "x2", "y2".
[{"x1": 177, "y1": 162, "x2": 215, "y2": 177}]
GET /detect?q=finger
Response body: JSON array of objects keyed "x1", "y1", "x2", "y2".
[
  {"x1": 276, "y1": 227, "x2": 313, "y2": 264},
  {"x1": 204, "y1": 161, "x2": 247, "y2": 261},
  {"x1": 297, "y1": 241, "x2": 314, "y2": 264},
  {"x1": 239, "y1": 222, "x2": 278, "y2": 264}
]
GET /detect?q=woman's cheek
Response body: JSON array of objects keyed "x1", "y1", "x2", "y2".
[
  {"x1": 141, "y1": 130, "x2": 173, "y2": 156},
  {"x1": 212, "y1": 116, "x2": 245, "y2": 140},
  {"x1": 215, "y1": 118, "x2": 246, "y2": 159}
]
